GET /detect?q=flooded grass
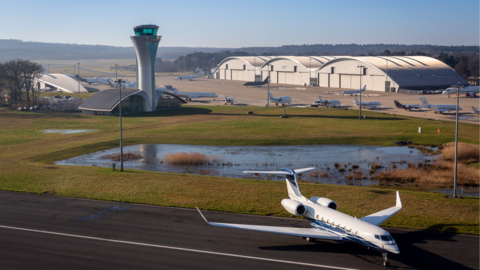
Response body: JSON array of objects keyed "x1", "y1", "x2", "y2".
[
  {"x1": 165, "y1": 152, "x2": 223, "y2": 165},
  {"x1": 101, "y1": 151, "x2": 143, "y2": 161}
]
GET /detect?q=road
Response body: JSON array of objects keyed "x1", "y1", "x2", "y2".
[{"x1": 0, "y1": 191, "x2": 477, "y2": 270}]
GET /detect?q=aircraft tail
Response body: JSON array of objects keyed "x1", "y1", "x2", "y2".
[
  {"x1": 42, "y1": 65, "x2": 50, "y2": 75},
  {"x1": 393, "y1": 100, "x2": 402, "y2": 107},
  {"x1": 262, "y1": 76, "x2": 270, "y2": 84},
  {"x1": 472, "y1": 106, "x2": 479, "y2": 113},
  {"x1": 318, "y1": 96, "x2": 324, "y2": 102},
  {"x1": 418, "y1": 97, "x2": 430, "y2": 107},
  {"x1": 268, "y1": 91, "x2": 274, "y2": 99},
  {"x1": 361, "y1": 85, "x2": 366, "y2": 91},
  {"x1": 354, "y1": 97, "x2": 360, "y2": 104}
]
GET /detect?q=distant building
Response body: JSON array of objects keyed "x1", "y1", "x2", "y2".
[
  {"x1": 214, "y1": 56, "x2": 468, "y2": 92},
  {"x1": 36, "y1": 73, "x2": 88, "y2": 93},
  {"x1": 79, "y1": 24, "x2": 186, "y2": 115}
]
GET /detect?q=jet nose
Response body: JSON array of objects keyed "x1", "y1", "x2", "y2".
[{"x1": 385, "y1": 244, "x2": 400, "y2": 254}]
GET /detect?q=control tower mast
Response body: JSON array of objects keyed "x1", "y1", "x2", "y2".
[{"x1": 131, "y1": 24, "x2": 161, "y2": 111}]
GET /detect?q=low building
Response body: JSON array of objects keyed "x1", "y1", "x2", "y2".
[{"x1": 36, "y1": 73, "x2": 89, "y2": 93}]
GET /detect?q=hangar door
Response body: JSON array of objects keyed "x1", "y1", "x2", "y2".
[
  {"x1": 237, "y1": 71, "x2": 244, "y2": 81},
  {"x1": 278, "y1": 72, "x2": 286, "y2": 84},
  {"x1": 351, "y1": 75, "x2": 360, "y2": 90},
  {"x1": 372, "y1": 75, "x2": 385, "y2": 91},
  {"x1": 341, "y1": 75, "x2": 351, "y2": 89},
  {"x1": 226, "y1": 70, "x2": 231, "y2": 80},
  {"x1": 285, "y1": 73, "x2": 294, "y2": 84},
  {"x1": 319, "y1": 74, "x2": 329, "y2": 87},
  {"x1": 330, "y1": 74, "x2": 340, "y2": 88},
  {"x1": 232, "y1": 70, "x2": 238, "y2": 80}
]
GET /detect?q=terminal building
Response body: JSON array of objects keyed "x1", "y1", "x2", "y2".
[
  {"x1": 80, "y1": 24, "x2": 186, "y2": 115},
  {"x1": 36, "y1": 73, "x2": 89, "y2": 93},
  {"x1": 213, "y1": 56, "x2": 468, "y2": 92}
]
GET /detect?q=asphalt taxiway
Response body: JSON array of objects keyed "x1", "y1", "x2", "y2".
[{"x1": 0, "y1": 191, "x2": 477, "y2": 270}]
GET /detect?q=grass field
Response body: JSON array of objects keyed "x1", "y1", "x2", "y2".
[{"x1": 0, "y1": 105, "x2": 478, "y2": 234}]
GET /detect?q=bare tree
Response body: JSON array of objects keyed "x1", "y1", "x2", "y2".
[
  {"x1": 21, "y1": 61, "x2": 43, "y2": 106},
  {"x1": 468, "y1": 57, "x2": 479, "y2": 79},
  {"x1": 1, "y1": 59, "x2": 24, "y2": 107}
]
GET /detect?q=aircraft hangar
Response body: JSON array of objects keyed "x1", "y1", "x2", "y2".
[{"x1": 213, "y1": 56, "x2": 468, "y2": 92}]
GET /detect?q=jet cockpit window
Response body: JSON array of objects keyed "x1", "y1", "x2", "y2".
[
  {"x1": 375, "y1": 235, "x2": 380, "y2": 240},
  {"x1": 380, "y1": 235, "x2": 393, "y2": 241}
]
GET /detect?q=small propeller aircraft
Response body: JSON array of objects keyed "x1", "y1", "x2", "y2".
[{"x1": 197, "y1": 167, "x2": 402, "y2": 267}]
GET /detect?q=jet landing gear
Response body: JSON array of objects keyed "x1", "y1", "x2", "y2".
[
  {"x1": 382, "y1": 245, "x2": 390, "y2": 267},
  {"x1": 302, "y1": 237, "x2": 316, "y2": 242}
]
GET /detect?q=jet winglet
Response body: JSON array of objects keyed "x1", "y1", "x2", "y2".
[
  {"x1": 196, "y1": 207, "x2": 210, "y2": 224},
  {"x1": 396, "y1": 191, "x2": 402, "y2": 208}
]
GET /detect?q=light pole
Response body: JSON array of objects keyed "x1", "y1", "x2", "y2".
[
  {"x1": 310, "y1": 59, "x2": 312, "y2": 86},
  {"x1": 77, "y1": 63, "x2": 80, "y2": 94},
  {"x1": 267, "y1": 64, "x2": 270, "y2": 108},
  {"x1": 453, "y1": 80, "x2": 461, "y2": 198},
  {"x1": 115, "y1": 64, "x2": 118, "y2": 81},
  {"x1": 117, "y1": 78, "x2": 125, "y2": 172},
  {"x1": 358, "y1": 65, "x2": 365, "y2": 120}
]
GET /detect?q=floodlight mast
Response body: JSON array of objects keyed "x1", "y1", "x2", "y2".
[
  {"x1": 117, "y1": 78, "x2": 125, "y2": 172},
  {"x1": 358, "y1": 65, "x2": 365, "y2": 120},
  {"x1": 77, "y1": 63, "x2": 80, "y2": 94},
  {"x1": 453, "y1": 80, "x2": 461, "y2": 198}
]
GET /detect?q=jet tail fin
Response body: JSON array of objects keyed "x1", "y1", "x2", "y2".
[
  {"x1": 472, "y1": 106, "x2": 479, "y2": 113},
  {"x1": 354, "y1": 97, "x2": 359, "y2": 104},
  {"x1": 394, "y1": 100, "x2": 402, "y2": 106},
  {"x1": 263, "y1": 76, "x2": 270, "y2": 84},
  {"x1": 418, "y1": 97, "x2": 430, "y2": 107},
  {"x1": 318, "y1": 96, "x2": 324, "y2": 102},
  {"x1": 361, "y1": 85, "x2": 366, "y2": 91}
]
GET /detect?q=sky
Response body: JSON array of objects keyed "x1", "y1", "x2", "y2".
[{"x1": 1, "y1": 0, "x2": 478, "y2": 48}]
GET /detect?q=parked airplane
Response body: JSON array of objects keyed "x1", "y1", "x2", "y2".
[
  {"x1": 197, "y1": 167, "x2": 402, "y2": 267},
  {"x1": 442, "y1": 85, "x2": 479, "y2": 98},
  {"x1": 259, "y1": 92, "x2": 294, "y2": 107},
  {"x1": 341, "y1": 85, "x2": 366, "y2": 96},
  {"x1": 418, "y1": 97, "x2": 463, "y2": 114},
  {"x1": 471, "y1": 106, "x2": 479, "y2": 114},
  {"x1": 175, "y1": 69, "x2": 203, "y2": 81},
  {"x1": 311, "y1": 96, "x2": 341, "y2": 108},
  {"x1": 353, "y1": 97, "x2": 382, "y2": 109},
  {"x1": 243, "y1": 76, "x2": 270, "y2": 87},
  {"x1": 161, "y1": 85, "x2": 217, "y2": 101},
  {"x1": 393, "y1": 100, "x2": 421, "y2": 111}
]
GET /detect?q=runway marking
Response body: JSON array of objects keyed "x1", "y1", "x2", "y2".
[{"x1": 0, "y1": 225, "x2": 357, "y2": 270}]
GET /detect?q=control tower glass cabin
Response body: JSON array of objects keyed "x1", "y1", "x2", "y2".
[{"x1": 131, "y1": 24, "x2": 161, "y2": 111}]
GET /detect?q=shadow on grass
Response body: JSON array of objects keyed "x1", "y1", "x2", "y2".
[{"x1": 123, "y1": 107, "x2": 212, "y2": 118}]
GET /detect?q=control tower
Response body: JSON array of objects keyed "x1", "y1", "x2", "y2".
[{"x1": 131, "y1": 24, "x2": 161, "y2": 111}]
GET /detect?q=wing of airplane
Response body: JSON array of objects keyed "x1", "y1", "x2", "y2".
[
  {"x1": 196, "y1": 207, "x2": 341, "y2": 240},
  {"x1": 359, "y1": 191, "x2": 402, "y2": 226}
]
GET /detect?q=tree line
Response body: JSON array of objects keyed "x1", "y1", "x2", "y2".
[{"x1": 0, "y1": 59, "x2": 44, "y2": 107}]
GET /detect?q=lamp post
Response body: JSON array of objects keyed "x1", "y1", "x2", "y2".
[
  {"x1": 77, "y1": 63, "x2": 80, "y2": 94},
  {"x1": 117, "y1": 78, "x2": 125, "y2": 172},
  {"x1": 115, "y1": 64, "x2": 118, "y2": 81},
  {"x1": 358, "y1": 65, "x2": 365, "y2": 120},
  {"x1": 453, "y1": 80, "x2": 461, "y2": 197},
  {"x1": 267, "y1": 64, "x2": 270, "y2": 108}
]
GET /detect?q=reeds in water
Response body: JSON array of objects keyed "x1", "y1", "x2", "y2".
[
  {"x1": 442, "y1": 142, "x2": 479, "y2": 163},
  {"x1": 164, "y1": 152, "x2": 223, "y2": 165},
  {"x1": 101, "y1": 151, "x2": 143, "y2": 161}
]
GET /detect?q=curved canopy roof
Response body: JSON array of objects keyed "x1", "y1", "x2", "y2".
[{"x1": 37, "y1": 74, "x2": 89, "y2": 93}]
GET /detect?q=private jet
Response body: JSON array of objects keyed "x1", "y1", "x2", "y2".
[
  {"x1": 353, "y1": 97, "x2": 382, "y2": 109},
  {"x1": 393, "y1": 100, "x2": 421, "y2": 111},
  {"x1": 197, "y1": 167, "x2": 402, "y2": 267},
  {"x1": 471, "y1": 106, "x2": 479, "y2": 114},
  {"x1": 217, "y1": 94, "x2": 246, "y2": 105},
  {"x1": 260, "y1": 92, "x2": 294, "y2": 107},
  {"x1": 419, "y1": 97, "x2": 462, "y2": 114},
  {"x1": 341, "y1": 85, "x2": 366, "y2": 96},
  {"x1": 442, "y1": 85, "x2": 479, "y2": 98},
  {"x1": 161, "y1": 85, "x2": 217, "y2": 101},
  {"x1": 243, "y1": 76, "x2": 270, "y2": 87},
  {"x1": 175, "y1": 69, "x2": 204, "y2": 81},
  {"x1": 311, "y1": 96, "x2": 342, "y2": 108}
]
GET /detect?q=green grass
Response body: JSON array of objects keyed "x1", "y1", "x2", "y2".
[{"x1": 0, "y1": 105, "x2": 478, "y2": 234}]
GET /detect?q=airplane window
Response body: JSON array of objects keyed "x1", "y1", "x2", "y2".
[
  {"x1": 355, "y1": 231, "x2": 358, "y2": 235},
  {"x1": 332, "y1": 222, "x2": 335, "y2": 226},
  {"x1": 316, "y1": 215, "x2": 319, "y2": 220},
  {"x1": 326, "y1": 219, "x2": 330, "y2": 224},
  {"x1": 321, "y1": 217, "x2": 325, "y2": 221},
  {"x1": 337, "y1": 224, "x2": 341, "y2": 228},
  {"x1": 375, "y1": 235, "x2": 380, "y2": 240},
  {"x1": 381, "y1": 235, "x2": 389, "y2": 241},
  {"x1": 387, "y1": 235, "x2": 394, "y2": 241}
]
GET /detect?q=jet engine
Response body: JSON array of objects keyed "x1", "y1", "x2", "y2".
[
  {"x1": 281, "y1": 199, "x2": 306, "y2": 216},
  {"x1": 310, "y1": 197, "x2": 337, "y2": 210}
]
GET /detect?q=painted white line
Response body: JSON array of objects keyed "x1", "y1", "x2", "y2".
[{"x1": 0, "y1": 225, "x2": 357, "y2": 270}]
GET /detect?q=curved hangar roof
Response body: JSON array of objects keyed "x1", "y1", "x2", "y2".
[
  {"x1": 79, "y1": 89, "x2": 186, "y2": 112},
  {"x1": 37, "y1": 74, "x2": 89, "y2": 93},
  {"x1": 214, "y1": 55, "x2": 467, "y2": 89}
]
